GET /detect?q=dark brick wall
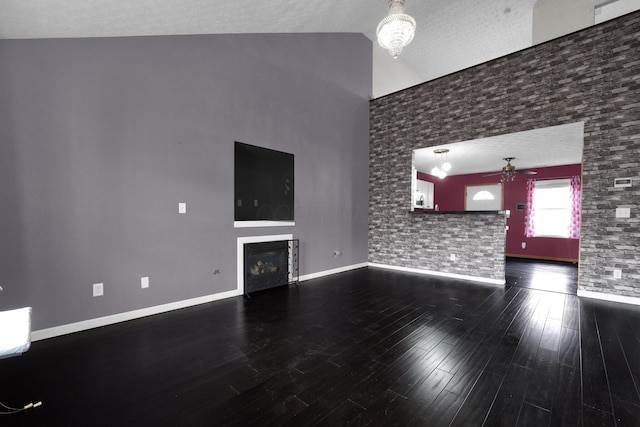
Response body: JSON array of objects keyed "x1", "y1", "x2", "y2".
[{"x1": 369, "y1": 12, "x2": 640, "y2": 296}]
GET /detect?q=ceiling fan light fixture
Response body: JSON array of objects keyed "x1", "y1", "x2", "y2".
[
  {"x1": 501, "y1": 157, "x2": 517, "y2": 182},
  {"x1": 377, "y1": 0, "x2": 416, "y2": 58}
]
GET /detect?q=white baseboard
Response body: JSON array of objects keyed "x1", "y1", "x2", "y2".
[
  {"x1": 368, "y1": 263, "x2": 506, "y2": 286},
  {"x1": 298, "y1": 262, "x2": 368, "y2": 281},
  {"x1": 30, "y1": 263, "x2": 368, "y2": 341},
  {"x1": 577, "y1": 289, "x2": 640, "y2": 306},
  {"x1": 31, "y1": 289, "x2": 241, "y2": 341},
  {"x1": 31, "y1": 262, "x2": 509, "y2": 342}
]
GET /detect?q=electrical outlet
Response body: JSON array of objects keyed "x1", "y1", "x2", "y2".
[
  {"x1": 93, "y1": 283, "x2": 104, "y2": 297},
  {"x1": 450, "y1": 254, "x2": 456, "y2": 261},
  {"x1": 333, "y1": 250, "x2": 342, "y2": 257},
  {"x1": 613, "y1": 269, "x2": 622, "y2": 279},
  {"x1": 141, "y1": 276, "x2": 149, "y2": 289},
  {"x1": 521, "y1": 242, "x2": 526, "y2": 249}
]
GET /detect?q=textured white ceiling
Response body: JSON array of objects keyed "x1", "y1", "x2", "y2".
[
  {"x1": 1, "y1": 1, "x2": 637, "y2": 88},
  {"x1": 414, "y1": 122, "x2": 585, "y2": 176},
  {"x1": 0, "y1": 0, "x2": 541, "y2": 85},
  {"x1": 1, "y1": 0, "x2": 638, "y2": 87}
]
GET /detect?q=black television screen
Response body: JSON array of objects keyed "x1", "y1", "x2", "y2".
[{"x1": 234, "y1": 142, "x2": 294, "y2": 221}]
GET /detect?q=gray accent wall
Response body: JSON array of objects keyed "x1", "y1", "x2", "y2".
[
  {"x1": 0, "y1": 33, "x2": 372, "y2": 330},
  {"x1": 370, "y1": 11, "x2": 640, "y2": 297}
]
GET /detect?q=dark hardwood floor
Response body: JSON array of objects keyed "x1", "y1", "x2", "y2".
[
  {"x1": 506, "y1": 257, "x2": 579, "y2": 295},
  {"x1": 1, "y1": 266, "x2": 639, "y2": 426}
]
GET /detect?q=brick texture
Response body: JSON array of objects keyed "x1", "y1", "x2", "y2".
[{"x1": 369, "y1": 12, "x2": 640, "y2": 296}]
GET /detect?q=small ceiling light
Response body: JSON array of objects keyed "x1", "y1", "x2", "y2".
[
  {"x1": 376, "y1": 0, "x2": 417, "y2": 58},
  {"x1": 431, "y1": 149, "x2": 451, "y2": 179}
]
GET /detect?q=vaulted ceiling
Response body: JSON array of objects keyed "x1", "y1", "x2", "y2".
[{"x1": 2, "y1": 0, "x2": 638, "y2": 97}]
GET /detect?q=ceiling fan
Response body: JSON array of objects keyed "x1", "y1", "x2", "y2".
[{"x1": 484, "y1": 157, "x2": 537, "y2": 182}]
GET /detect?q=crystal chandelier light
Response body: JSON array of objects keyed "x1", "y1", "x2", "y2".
[
  {"x1": 376, "y1": 0, "x2": 417, "y2": 58},
  {"x1": 431, "y1": 149, "x2": 451, "y2": 179}
]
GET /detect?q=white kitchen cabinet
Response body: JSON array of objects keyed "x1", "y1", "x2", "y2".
[{"x1": 414, "y1": 179, "x2": 434, "y2": 209}]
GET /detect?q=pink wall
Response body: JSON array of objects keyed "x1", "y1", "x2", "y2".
[{"x1": 417, "y1": 164, "x2": 582, "y2": 262}]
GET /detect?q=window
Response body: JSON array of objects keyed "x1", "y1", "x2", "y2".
[
  {"x1": 465, "y1": 183, "x2": 502, "y2": 211},
  {"x1": 529, "y1": 179, "x2": 572, "y2": 238},
  {"x1": 525, "y1": 177, "x2": 581, "y2": 239},
  {"x1": 472, "y1": 191, "x2": 495, "y2": 201}
]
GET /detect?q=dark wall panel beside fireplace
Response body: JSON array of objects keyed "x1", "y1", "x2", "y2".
[{"x1": 0, "y1": 33, "x2": 371, "y2": 331}]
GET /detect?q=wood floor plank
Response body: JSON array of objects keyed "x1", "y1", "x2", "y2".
[
  {"x1": 388, "y1": 344, "x2": 451, "y2": 398},
  {"x1": 610, "y1": 395, "x2": 640, "y2": 427},
  {"x1": 558, "y1": 326, "x2": 580, "y2": 368},
  {"x1": 562, "y1": 295, "x2": 580, "y2": 330},
  {"x1": 617, "y1": 330, "x2": 640, "y2": 401},
  {"x1": 411, "y1": 390, "x2": 465, "y2": 427},
  {"x1": 384, "y1": 370, "x2": 459, "y2": 427},
  {"x1": 449, "y1": 370, "x2": 503, "y2": 427},
  {"x1": 348, "y1": 346, "x2": 428, "y2": 408},
  {"x1": 511, "y1": 323, "x2": 545, "y2": 370},
  {"x1": 348, "y1": 389, "x2": 406, "y2": 426},
  {"x1": 484, "y1": 295, "x2": 536, "y2": 376},
  {"x1": 483, "y1": 364, "x2": 532, "y2": 427},
  {"x1": 517, "y1": 402, "x2": 551, "y2": 426},
  {"x1": 524, "y1": 347, "x2": 559, "y2": 411},
  {"x1": 582, "y1": 404, "x2": 615, "y2": 427},
  {"x1": 444, "y1": 333, "x2": 501, "y2": 398},
  {"x1": 594, "y1": 306, "x2": 640, "y2": 403},
  {"x1": 549, "y1": 362, "x2": 582, "y2": 426},
  {"x1": 580, "y1": 302, "x2": 614, "y2": 416},
  {"x1": 314, "y1": 399, "x2": 363, "y2": 426}
]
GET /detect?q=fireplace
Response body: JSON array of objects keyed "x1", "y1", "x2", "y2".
[
  {"x1": 244, "y1": 240, "x2": 289, "y2": 294},
  {"x1": 237, "y1": 235, "x2": 299, "y2": 296}
]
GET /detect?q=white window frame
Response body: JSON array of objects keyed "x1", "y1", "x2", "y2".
[{"x1": 532, "y1": 178, "x2": 571, "y2": 238}]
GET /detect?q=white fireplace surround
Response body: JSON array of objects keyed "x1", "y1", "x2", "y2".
[{"x1": 237, "y1": 234, "x2": 294, "y2": 294}]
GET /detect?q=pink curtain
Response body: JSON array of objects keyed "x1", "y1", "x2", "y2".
[
  {"x1": 524, "y1": 179, "x2": 535, "y2": 238},
  {"x1": 569, "y1": 176, "x2": 581, "y2": 239}
]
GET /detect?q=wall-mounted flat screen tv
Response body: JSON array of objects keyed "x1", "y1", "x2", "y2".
[{"x1": 235, "y1": 142, "x2": 294, "y2": 221}]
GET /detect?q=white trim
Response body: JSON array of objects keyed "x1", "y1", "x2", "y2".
[
  {"x1": 30, "y1": 262, "x2": 510, "y2": 342},
  {"x1": 299, "y1": 263, "x2": 368, "y2": 281},
  {"x1": 31, "y1": 289, "x2": 241, "y2": 341},
  {"x1": 237, "y1": 234, "x2": 293, "y2": 295},
  {"x1": 234, "y1": 221, "x2": 295, "y2": 228},
  {"x1": 578, "y1": 289, "x2": 640, "y2": 306},
  {"x1": 368, "y1": 263, "x2": 506, "y2": 286}
]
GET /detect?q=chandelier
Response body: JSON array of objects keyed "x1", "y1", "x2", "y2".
[
  {"x1": 376, "y1": 0, "x2": 417, "y2": 58},
  {"x1": 431, "y1": 149, "x2": 451, "y2": 179}
]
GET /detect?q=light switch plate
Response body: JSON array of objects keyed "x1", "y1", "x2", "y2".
[
  {"x1": 141, "y1": 276, "x2": 149, "y2": 289},
  {"x1": 178, "y1": 202, "x2": 187, "y2": 214},
  {"x1": 616, "y1": 207, "x2": 631, "y2": 218},
  {"x1": 93, "y1": 283, "x2": 104, "y2": 297}
]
